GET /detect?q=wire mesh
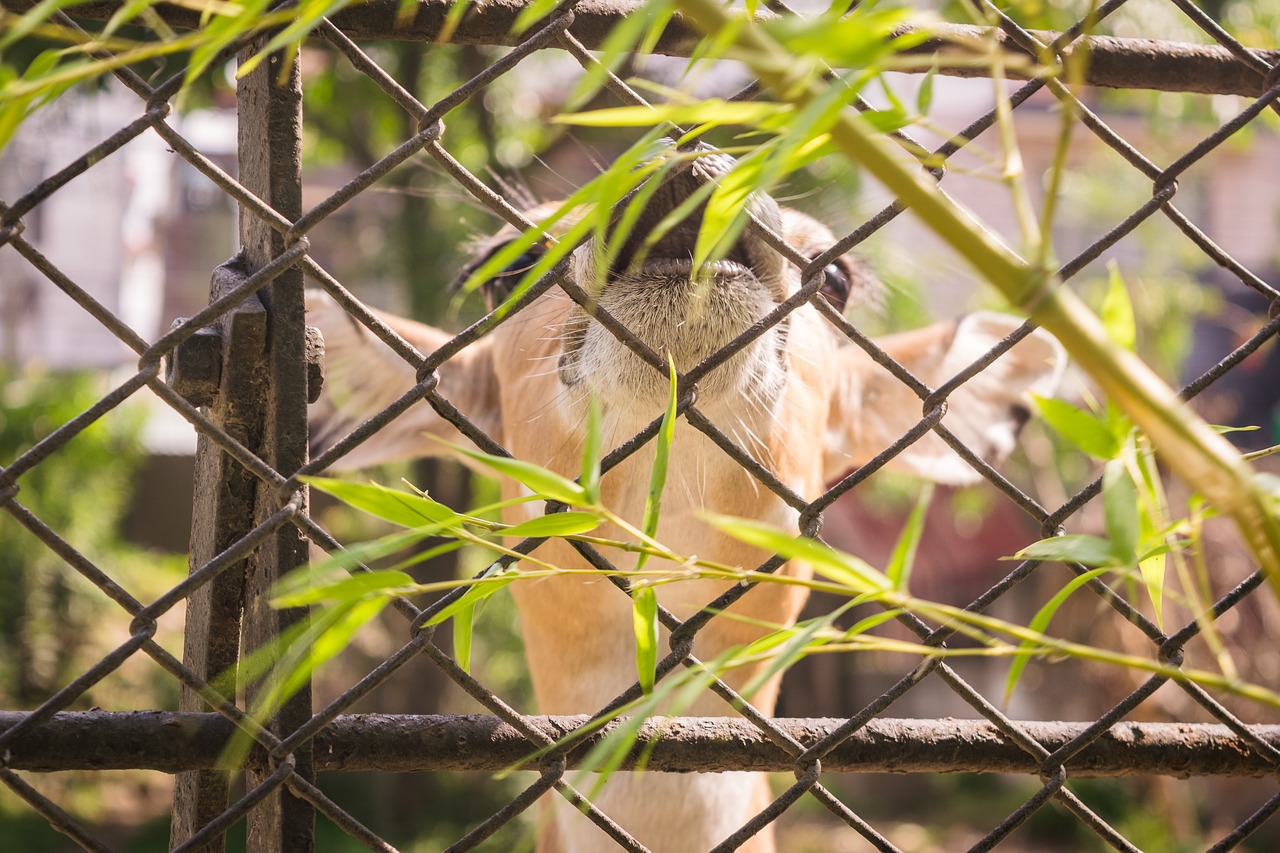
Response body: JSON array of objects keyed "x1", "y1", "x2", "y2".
[{"x1": 0, "y1": 0, "x2": 1278, "y2": 850}]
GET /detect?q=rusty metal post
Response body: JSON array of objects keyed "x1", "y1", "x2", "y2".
[
  {"x1": 235, "y1": 38, "x2": 314, "y2": 853},
  {"x1": 169, "y1": 38, "x2": 312, "y2": 853},
  {"x1": 169, "y1": 264, "x2": 267, "y2": 853}
]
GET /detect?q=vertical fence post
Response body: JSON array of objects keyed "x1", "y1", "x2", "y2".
[
  {"x1": 169, "y1": 262, "x2": 265, "y2": 853},
  {"x1": 169, "y1": 37, "x2": 313, "y2": 853},
  {"x1": 235, "y1": 38, "x2": 315, "y2": 853}
]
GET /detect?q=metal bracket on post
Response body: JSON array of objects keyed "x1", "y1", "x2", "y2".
[{"x1": 170, "y1": 261, "x2": 268, "y2": 853}]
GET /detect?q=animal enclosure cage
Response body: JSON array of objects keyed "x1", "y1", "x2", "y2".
[{"x1": 1, "y1": 0, "x2": 1280, "y2": 851}]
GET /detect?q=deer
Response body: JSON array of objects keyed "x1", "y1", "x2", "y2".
[{"x1": 306, "y1": 150, "x2": 1066, "y2": 853}]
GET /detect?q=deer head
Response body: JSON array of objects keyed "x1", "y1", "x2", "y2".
[{"x1": 307, "y1": 151, "x2": 1065, "y2": 853}]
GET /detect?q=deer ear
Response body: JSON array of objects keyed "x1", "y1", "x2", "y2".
[
  {"x1": 306, "y1": 290, "x2": 502, "y2": 469},
  {"x1": 823, "y1": 312, "x2": 1066, "y2": 486}
]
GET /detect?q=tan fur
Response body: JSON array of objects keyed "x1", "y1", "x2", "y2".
[{"x1": 307, "y1": 153, "x2": 1065, "y2": 852}]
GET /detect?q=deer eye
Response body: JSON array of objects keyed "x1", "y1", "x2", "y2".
[
  {"x1": 459, "y1": 242, "x2": 548, "y2": 310},
  {"x1": 818, "y1": 260, "x2": 851, "y2": 314},
  {"x1": 492, "y1": 247, "x2": 545, "y2": 281}
]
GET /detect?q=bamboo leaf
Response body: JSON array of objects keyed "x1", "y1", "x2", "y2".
[
  {"x1": 581, "y1": 394, "x2": 603, "y2": 506},
  {"x1": 420, "y1": 567, "x2": 519, "y2": 629},
  {"x1": 270, "y1": 568, "x2": 416, "y2": 608},
  {"x1": 1102, "y1": 458, "x2": 1139, "y2": 565},
  {"x1": 303, "y1": 476, "x2": 463, "y2": 529},
  {"x1": 887, "y1": 484, "x2": 932, "y2": 590},
  {"x1": 236, "y1": 0, "x2": 348, "y2": 80},
  {"x1": 0, "y1": 0, "x2": 91, "y2": 50},
  {"x1": 1139, "y1": 552, "x2": 1166, "y2": 630},
  {"x1": 917, "y1": 62, "x2": 937, "y2": 116},
  {"x1": 632, "y1": 586, "x2": 659, "y2": 695},
  {"x1": 629, "y1": 357, "x2": 679, "y2": 695},
  {"x1": 555, "y1": 101, "x2": 786, "y2": 128},
  {"x1": 454, "y1": 130, "x2": 669, "y2": 313},
  {"x1": 599, "y1": 156, "x2": 685, "y2": 284},
  {"x1": 454, "y1": 602, "x2": 475, "y2": 673},
  {"x1": 562, "y1": 0, "x2": 673, "y2": 110},
  {"x1": 672, "y1": 0, "x2": 1280, "y2": 604},
  {"x1": 643, "y1": 355, "x2": 679, "y2": 542},
  {"x1": 1102, "y1": 262, "x2": 1137, "y2": 352},
  {"x1": 500, "y1": 511, "x2": 603, "y2": 539},
  {"x1": 510, "y1": 0, "x2": 563, "y2": 35},
  {"x1": 220, "y1": 596, "x2": 389, "y2": 768},
  {"x1": 695, "y1": 155, "x2": 761, "y2": 273},
  {"x1": 1032, "y1": 395, "x2": 1119, "y2": 460},
  {"x1": 764, "y1": 5, "x2": 924, "y2": 70},
  {"x1": 703, "y1": 513, "x2": 891, "y2": 593},
  {"x1": 739, "y1": 603, "x2": 853, "y2": 699},
  {"x1": 1011, "y1": 534, "x2": 1122, "y2": 567},
  {"x1": 436, "y1": 0, "x2": 472, "y2": 42},
  {"x1": 430, "y1": 439, "x2": 587, "y2": 506},
  {"x1": 1004, "y1": 568, "x2": 1110, "y2": 703}
]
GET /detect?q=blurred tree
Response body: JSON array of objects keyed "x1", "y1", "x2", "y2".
[{"x1": 0, "y1": 366, "x2": 183, "y2": 701}]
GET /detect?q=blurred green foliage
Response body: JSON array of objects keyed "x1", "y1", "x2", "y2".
[
  {"x1": 0, "y1": 366, "x2": 188, "y2": 847},
  {"x1": 0, "y1": 366, "x2": 185, "y2": 708}
]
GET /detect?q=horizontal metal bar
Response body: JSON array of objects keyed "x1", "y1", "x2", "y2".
[
  {"x1": 3, "y1": 0, "x2": 1275, "y2": 97},
  {"x1": 3, "y1": 712, "x2": 1278, "y2": 778}
]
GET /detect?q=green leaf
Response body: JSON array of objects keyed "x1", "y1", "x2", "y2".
[
  {"x1": 500, "y1": 511, "x2": 603, "y2": 539},
  {"x1": 1032, "y1": 395, "x2": 1120, "y2": 460},
  {"x1": 561, "y1": 0, "x2": 674, "y2": 110},
  {"x1": 581, "y1": 394, "x2": 603, "y2": 506},
  {"x1": 387, "y1": 539, "x2": 468, "y2": 575},
  {"x1": 1124, "y1": 440, "x2": 1166, "y2": 627},
  {"x1": 555, "y1": 100, "x2": 786, "y2": 128},
  {"x1": 302, "y1": 476, "x2": 463, "y2": 529},
  {"x1": 695, "y1": 158, "x2": 760, "y2": 273},
  {"x1": 1139, "y1": 551, "x2": 1166, "y2": 630},
  {"x1": 436, "y1": 0, "x2": 472, "y2": 41},
  {"x1": 643, "y1": 356, "x2": 679, "y2": 541},
  {"x1": 270, "y1": 568, "x2": 416, "y2": 609},
  {"x1": 1011, "y1": 533, "x2": 1122, "y2": 566},
  {"x1": 0, "y1": 0, "x2": 89, "y2": 50},
  {"x1": 394, "y1": 0, "x2": 419, "y2": 26},
  {"x1": 420, "y1": 567, "x2": 519, "y2": 629},
  {"x1": 1102, "y1": 262, "x2": 1136, "y2": 352},
  {"x1": 454, "y1": 602, "x2": 474, "y2": 673},
  {"x1": 431, "y1": 439, "x2": 587, "y2": 506},
  {"x1": 453, "y1": 131, "x2": 669, "y2": 313},
  {"x1": 275, "y1": 528, "x2": 436, "y2": 593},
  {"x1": 839, "y1": 608, "x2": 905, "y2": 640},
  {"x1": 739, "y1": 603, "x2": 853, "y2": 699},
  {"x1": 917, "y1": 63, "x2": 937, "y2": 116},
  {"x1": 887, "y1": 484, "x2": 932, "y2": 590},
  {"x1": 1004, "y1": 567, "x2": 1110, "y2": 703},
  {"x1": 627, "y1": 358, "x2": 678, "y2": 695},
  {"x1": 598, "y1": 157, "x2": 686, "y2": 284},
  {"x1": 237, "y1": 0, "x2": 348, "y2": 80},
  {"x1": 103, "y1": 0, "x2": 165, "y2": 38},
  {"x1": 766, "y1": 5, "x2": 927, "y2": 70},
  {"x1": 221, "y1": 595, "x2": 390, "y2": 768},
  {"x1": 510, "y1": 0, "x2": 565, "y2": 35},
  {"x1": 703, "y1": 513, "x2": 891, "y2": 593},
  {"x1": 861, "y1": 107, "x2": 913, "y2": 134},
  {"x1": 1102, "y1": 458, "x2": 1139, "y2": 565},
  {"x1": 632, "y1": 587, "x2": 659, "y2": 695}
]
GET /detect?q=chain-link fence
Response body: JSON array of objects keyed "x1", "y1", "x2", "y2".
[{"x1": 1, "y1": 0, "x2": 1279, "y2": 850}]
